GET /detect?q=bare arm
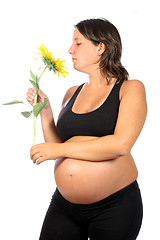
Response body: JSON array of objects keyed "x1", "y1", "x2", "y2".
[
  {"x1": 40, "y1": 104, "x2": 62, "y2": 143},
  {"x1": 27, "y1": 86, "x2": 78, "y2": 143},
  {"x1": 26, "y1": 88, "x2": 61, "y2": 143},
  {"x1": 62, "y1": 80, "x2": 147, "y2": 161},
  {"x1": 30, "y1": 80, "x2": 147, "y2": 164}
]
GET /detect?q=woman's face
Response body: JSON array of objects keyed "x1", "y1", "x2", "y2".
[{"x1": 68, "y1": 28, "x2": 101, "y2": 74}]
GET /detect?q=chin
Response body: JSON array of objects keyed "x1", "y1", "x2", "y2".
[
  {"x1": 73, "y1": 64, "x2": 87, "y2": 74},
  {"x1": 73, "y1": 65, "x2": 81, "y2": 71}
]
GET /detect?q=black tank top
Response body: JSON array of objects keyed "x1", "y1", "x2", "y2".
[{"x1": 56, "y1": 80, "x2": 124, "y2": 142}]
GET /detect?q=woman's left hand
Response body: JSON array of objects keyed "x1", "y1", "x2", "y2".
[{"x1": 30, "y1": 143, "x2": 61, "y2": 165}]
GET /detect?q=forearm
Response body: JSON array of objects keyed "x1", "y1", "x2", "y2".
[
  {"x1": 40, "y1": 106, "x2": 62, "y2": 143},
  {"x1": 62, "y1": 134, "x2": 127, "y2": 161}
]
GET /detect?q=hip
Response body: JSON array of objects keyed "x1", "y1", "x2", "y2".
[
  {"x1": 40, "y1": 181, "x2": 143, "y2": 239},
  {"x1": 52, "y1": 180, "x2": 143, "y2": 224}
]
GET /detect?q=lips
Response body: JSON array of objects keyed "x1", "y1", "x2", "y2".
[{"x1": 72, "y1": 58, "x2": 77, "y2": 61}]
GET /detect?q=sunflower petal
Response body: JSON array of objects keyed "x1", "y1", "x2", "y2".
[{"x1": 35, "y1": 44, "x2": 69, "y2": 78}]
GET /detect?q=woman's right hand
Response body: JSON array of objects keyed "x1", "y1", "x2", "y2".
[{"x1": 26, "y1": 88, "x2": 50, "y2": 112}]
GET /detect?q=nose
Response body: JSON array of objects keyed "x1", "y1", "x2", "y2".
[{"x1": 68, "y1": 44, "x2": 74, "y2": 55}]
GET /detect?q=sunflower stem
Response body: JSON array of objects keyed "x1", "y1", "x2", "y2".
[
  {"x1": 32, "y1": 92, "x2": 38, "y2": 145},
  {"x1": 32, "y1": 114, "x2": 36, "y2": 146},
  {"x1": 38, "y1": 66, "x2": 47, "y2": 84}
]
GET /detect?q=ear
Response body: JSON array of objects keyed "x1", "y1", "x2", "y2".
[{"x1": 97, "y1": 42, "x2": 106, "y2": 56}]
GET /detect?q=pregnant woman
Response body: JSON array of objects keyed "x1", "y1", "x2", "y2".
[{"x1": 27, "y1": 18, "x2": 147, "y2": 240}]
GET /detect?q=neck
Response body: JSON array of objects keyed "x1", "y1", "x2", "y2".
[
  {"x1": 86, "y1": 68, "x2": 106, "y2": 87},
  {"x1": 87, "y1": 70, "x2": 116, "y2": 88}
]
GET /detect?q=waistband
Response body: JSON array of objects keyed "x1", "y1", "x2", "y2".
[{"x1": 54, "y1": 181, "x2": 139, "y2": 209}]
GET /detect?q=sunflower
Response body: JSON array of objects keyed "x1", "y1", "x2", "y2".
[{"x1": 37, "y1": 44, "x2": 69, "y2": 78}]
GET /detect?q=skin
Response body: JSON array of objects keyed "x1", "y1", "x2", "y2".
[{"x1": 27, "y1": 28, "x2": 147, "y2": 204}]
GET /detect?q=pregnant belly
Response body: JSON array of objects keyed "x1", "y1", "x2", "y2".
[{"x1": 54, "y1": 153, "x2": 138, "y2": 204}]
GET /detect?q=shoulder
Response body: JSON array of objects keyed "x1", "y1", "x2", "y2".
[
  {"x1": 61, "y1": 85, "x2": 79, "y2": 108},
  {"x1": 120, "y1": 79, "x2": 146, "y2": 100},
  {"x1": 122, "y1": 79, "x2": 145, "y2": 89}
]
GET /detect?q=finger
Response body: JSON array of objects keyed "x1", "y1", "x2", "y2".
[
  {"x1": 26, "y1": 95, "x2": 34, "y2": 103},
  {"x1": 29, "y1": 87, "x2": 35, "y2": 92},
  {"x1": 26, "y1": 98, "x2": 34, "y2": 106},
  {"x1": 26, "y1": 89, "x2": 35, "y2": 98},
  {"x1": 30, "y1": 150, "x2": 37, "y2": 162},
  {"x1": 26, "y1": 90, "x2": 36, "y2": 104},
  {"x1": 32, "y1": 153, "x2": 41, "y2": 164},
  {"x1": 27, "y1": 88, "x2": 36, "y2": 95},
  {"x1": 36, "y1": 156, "x2": 46, "y2": 165},
  {"x1": 30, "y1": 145, "x2": 39, "y2": 159}
]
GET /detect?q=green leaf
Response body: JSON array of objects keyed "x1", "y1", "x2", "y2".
[
  {"x1": 21, "y1": 111, "x2": 32, "y2": 118},
  {"x1": 30, "y1": 70, "x2": 37, "y2": 82},
  {"x1": 33, "y1": 98, "x2": 48, "y2": 118},
  {"x1": 30, "y1": 80, "x2": 39, "y2": 91},
  {"x1": 2, "y1": 100, "x2": 24, "y2": 105},
  {"x1": 36, "y1": 75, "x2": 39, "y2": 84}
]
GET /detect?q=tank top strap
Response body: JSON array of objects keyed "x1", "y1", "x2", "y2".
[
  {"x1": 68, "y1": 80, "x2": 124, "y2": 109},
  {"x1": 57, "y1": 80, "x2": 124, "y2": 141},
  {"x1": 69, "y1": 83, "x2": 84, "y2": 103},
  {"x1": 112, "y1": 79, "x2": 124, "y2": 96},
  {"x1": 115, "y1": 79, "x2": 124, "y2": 89},
  {"x1": 105, "y1": 79, "x2": 124, "y2": 103}
]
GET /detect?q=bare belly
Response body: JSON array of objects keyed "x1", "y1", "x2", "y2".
[{"x1": 54, "y1": 136, "x2": 138, "y2": 204}]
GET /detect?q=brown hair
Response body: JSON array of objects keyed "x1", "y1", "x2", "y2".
[{"x1": 75, "y1": 18, "x2": 129, "y2": 84}]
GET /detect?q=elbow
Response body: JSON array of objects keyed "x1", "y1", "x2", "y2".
[
  {"x1": 118, "y1": 142, "x2": 131, "y2": 156},
  {"x1": 114, "y1": 135, "x2": 132, "y2": 156}
]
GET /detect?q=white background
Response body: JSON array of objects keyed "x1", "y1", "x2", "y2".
[{"x1": 0, "y1": 0, "x2": 159, "y2": 239}]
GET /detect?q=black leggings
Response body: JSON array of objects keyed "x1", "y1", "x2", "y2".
[{"x1": 39, "y1": 181, "x2": 143, "y2": 240}]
